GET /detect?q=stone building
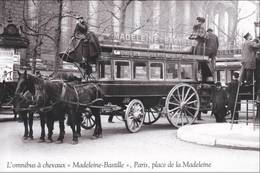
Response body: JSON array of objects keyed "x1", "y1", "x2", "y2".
[{"x1": 0, "y1": 0, "x2": 256, "y2": 71}]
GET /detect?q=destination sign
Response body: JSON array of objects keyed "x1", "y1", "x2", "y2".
[
  {"x1": 112, "y1": 32, "x2": 196, "y2": 46},
  {"x1": 112, "y1": 50, "x2": 207, "y2": 60}
]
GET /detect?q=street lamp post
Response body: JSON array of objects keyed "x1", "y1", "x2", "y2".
[
  {"x1": 255, "y1": 21, "x2": 260, "y2": 39},
  {"x1": 255, "y1": 21, "x2": 260, "y2": 121}
]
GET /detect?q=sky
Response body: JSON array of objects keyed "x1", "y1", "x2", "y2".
[{"x1": 237, "y1": 1, "x2": 258, "y2": 38}]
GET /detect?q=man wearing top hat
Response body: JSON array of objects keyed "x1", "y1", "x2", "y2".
[
  {"x1": 189, "y1": 17, "x2": 208, "y2": 55},
  {"x1": 211, "y1": 82, "x2": 228, "y2": 123},
  {"x1": 241, "y1": 32, "x2": 260, "y2": 85}
]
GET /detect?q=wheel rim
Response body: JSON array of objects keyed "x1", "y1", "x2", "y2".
[
  {"x1": 144, "y1": 106, "x2": 162, "y2": 125},
  {"x1": 125, "y1": 99, "x2": 145, "y2": 133},
  {"x1": 81, "y1": 111, "x2": 96, "y2": 130},
  {"x1": 166, "y1": 84, "x2": 200, "y2": 128}
]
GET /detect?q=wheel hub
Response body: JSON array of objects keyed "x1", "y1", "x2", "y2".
[{"x1": 180, "y1": 102, "x2": 186, "y2": 110}]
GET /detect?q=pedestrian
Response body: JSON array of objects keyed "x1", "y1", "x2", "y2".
[
  {"x1": 189, "y1": 17, "x2": 208, "y2": 55},
  {"x1": 226, "y1": 72, "x2": 240, "y2": 123},
  {"x1": 241, "y1": 32, "x2": 260, "y2": 85},
  {"x1": 211, "y1": 82, "x2": 228, "y2": 123},
  {"x1": 205, "y1": 28, "x2": 219, "y2": 71}
]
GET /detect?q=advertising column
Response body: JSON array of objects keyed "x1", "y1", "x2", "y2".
[{"x1": 0, "y1": 48, "x2": 14, "y2": 82}]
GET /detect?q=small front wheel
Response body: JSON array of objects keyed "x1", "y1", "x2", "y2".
[{"x1": 124, "y1": 99, "x2": 145, "y2": 133}]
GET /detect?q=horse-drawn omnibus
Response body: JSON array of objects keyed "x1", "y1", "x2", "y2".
[{"x1": 79, "y1": 41, "x2": 215, "y2": 132}]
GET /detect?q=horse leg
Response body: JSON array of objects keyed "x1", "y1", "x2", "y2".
[
  {"x1": 39, "y1": 113, "x2": 46, "y2": 142},
  {"x1": 92, "y1": 108, "x2": 102, "y2": 139},
  {"x1": 46, "y1": 114, "x2": 54, "y2": 143},
  {"x1": 69, "y1": 110, "x2": 78, "y2": 144},
  {"x1": 76, "y1": 112, "x2": 82, "y2": 137},
  {"x1": 28, "y1": 112, "x2": 34, "y2": 140},
  {"x1": 21, "y1": 112, "x2": 28, "y2": 140},
  {"x1": 57, "y1": 113, "x2": 65, "y2": 143}
]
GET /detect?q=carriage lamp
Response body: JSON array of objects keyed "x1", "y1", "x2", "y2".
[{"x1": 255, "y1": 21, "x2": 260, "y2": 39}]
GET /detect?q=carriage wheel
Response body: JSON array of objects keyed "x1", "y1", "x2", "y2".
[
  {"x1": 165, "y1": 83, "x2": 200, "y2": 128},
  {"x1": 81, "y1": 111, "x2": 96, "y2": 130},
  {"x1": 144, "y1": 106, "x2": 162, "y2": 125},
  {"x1": 124, "y1": 99, "x2": 145, "y2": 133}
]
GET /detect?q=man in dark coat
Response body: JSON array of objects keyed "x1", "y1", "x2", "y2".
[
  {"x1": 241, "y1": 32, "x2": 260, "y2": 84},
  {"x1": 205, "y1": 28, "x2": 219, "y2": 71},
  {"x1": 211, "y1": 82, "x2": 228, "y2": 123},
  {"x1": 189, "y1": 17, "x2": 208, "y2": 55},
  {"x1": 226, "y1": 72, "x2": 240, "y2": 123}
]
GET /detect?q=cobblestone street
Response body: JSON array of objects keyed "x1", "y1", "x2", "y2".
[{"x1": 0, "y1": 114, "x2": 259, "y2": 172}]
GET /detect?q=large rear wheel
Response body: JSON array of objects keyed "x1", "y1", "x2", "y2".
[
  {"x1": 124, "y1": 99, "x2": 145, "y2": 133},
  {"x1": 165, "y1": 83, "x2": 200, "y2": 128}
]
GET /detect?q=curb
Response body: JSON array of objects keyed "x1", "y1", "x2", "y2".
[{"x1": 177, "y1": 123, "x2": 260, "y2": 150}]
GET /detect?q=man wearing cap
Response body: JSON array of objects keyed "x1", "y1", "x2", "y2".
[
  {"x1": 205, "y1": 28, "x2": 219, "y2": 71},
  {"x1": 226, "y1": 72, "x2": 240, "y2": 123},
  {"x1": 189, "y1": 17, "x2": 208, "y2": 55},
  {"x1": 241, "y1": 32, "x2": 260, "y2": 84},
  {"x1": 211, "y1": 82, "x2": 228, "y2": 123}
]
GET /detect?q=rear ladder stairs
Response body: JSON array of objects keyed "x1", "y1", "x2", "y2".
[{"x1": 230, "y1": 67, "x2": 259, "y2": 130}]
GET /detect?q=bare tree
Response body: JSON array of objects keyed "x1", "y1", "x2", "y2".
[
  {"x1": 202, "y1": 1, "x2": 256, "y2": 48},
  {"x1": 20, "y1": 0, "x2": 75, "y2": 74}
]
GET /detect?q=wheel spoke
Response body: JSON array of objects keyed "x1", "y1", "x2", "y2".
[
  {"x1": 169, "y1": 101, "x2": 179, "y2": 106},
  {"x1": 185, "y1": 93, "x2": 195, "y2": 103},
  {"x1": 176, "y1": 111, "x2": 181, "y2": 125},
  {"x1": 170, "y1": 109, "x2": 180, "y2": 120},
  {"x1": 90, "y1": 116, "x2": 95, "y2": 123},
  {"x1": 150, "y1": 111, "x2": 156, "y2": 121},
  {"x1": 129, "y1": 120, "x2": 134, "y2": 129},
  {"x1": 169, "y1": 106, "x2": 180, "y2": 113},
  {"x1": 181, "y1": 86, "x2": 185, "y2": 102},
  {"x1": 186, "y1": 105, "x2": 199, "y2": 110},
  {"x1": 186, "y1": 108, "x2": 195, "y2": 117},
  {"x1": 177, "y1": 88, "x2": 182, "y2": 102},
  {"x1": 183, "y1": 87, "x2": 191, "y2": 101},
  {"x1": 186, "y1": 99, "x2": 198, "y2": 105},
  {"x1": 183, "y1": 111, "x2": 190, "y2": 124},
  {"x1": 171, "y1": 94, "x2": 180, "y2": 103},
  {"x1": 180, "y1": 111, "x2": 184, "y2": 126}
]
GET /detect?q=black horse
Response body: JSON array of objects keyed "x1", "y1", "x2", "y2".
[
  {"x1": 15, "y1": 71, "x2": 103, "y2": 144},
  {"x1": 12, "y1": 90, "x2": 34, "y2": 139}
]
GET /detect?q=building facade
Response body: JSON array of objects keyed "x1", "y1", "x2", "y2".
[{"x1": 0, "y1": 0, "x2": 254, "y2": 71}]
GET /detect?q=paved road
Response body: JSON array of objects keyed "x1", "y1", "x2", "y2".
[{"x1": 0, "y1": 114, "x2": 259, "y2": 172}]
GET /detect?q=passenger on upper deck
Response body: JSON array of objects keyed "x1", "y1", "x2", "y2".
[
  {"x1": 189, "y1": 17, "x2": 208, "y2": 55},
  {"x1": 241, "y1": 32, "x2": 260, "y2": 85},
  {"x1": 205, "y1": 28, "x2": 219, "y2": 71}
]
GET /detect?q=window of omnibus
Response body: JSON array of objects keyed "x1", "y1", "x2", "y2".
[
  {"x1": 133, "y1": 61, "x2": 147, "y2": 80},
  {"x1": 166, "y1": 62, "x2": 178, "y2": 80},
  {"x1": 99, "y1": 61, "x2": 111, "y2": 79},
  {"x1": 114, "y1": 61, "x2": 131, "y2": 79},
  {"x1": 150, "y1": 62, "x2": 163, "y2": 80},
  {"x1": 180, "y1": 63, "x2": 193, "y2": 80}
]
